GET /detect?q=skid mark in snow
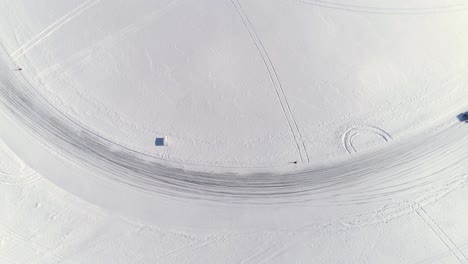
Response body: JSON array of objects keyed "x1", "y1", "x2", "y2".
[
  {"x1": 230, "y1": 0, "x2": 310, "y2": 163},
  {"x1": 10, "y1": 0, "x2": 100, "y2": 60},
  {"x1": 297, "y1": 0, "x2": 468, "y2": 15},
  {"x1": 342, "y1": 126, "x2": 392, "y2": 155},
  {"x1": 415, "y1": 204, "x2": 468, "y2": 264},
  {"x1": 0, "y1": 140, "x2": 41, "y2": 185}
]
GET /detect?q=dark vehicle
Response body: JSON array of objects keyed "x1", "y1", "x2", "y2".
[{"x1": 457, "y1": 112, "x2": 468, "y2": 122}]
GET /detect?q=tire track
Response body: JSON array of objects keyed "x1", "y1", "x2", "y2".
[
  {"x1": 230, "y1": 0, "x2": 309, "y2": 163},
  {"x1": 415, "y1": 204, "x2": 468, "y2": 264},
  {"x1": 414, "y1": 240, "x2": 468, "y2": 264},
  {"x1": 0, "y1": 140, "x2": 42, "y2": 185},
  {"x1": 10, "y1": 0, "x2": 100, "y2": 60},
  {"x1": 342, "y1": 126, "x2": 392, "y2": 155},
  {"x1": 1, "y1": 40, "x2": 468, "y2": 207},
  {"x1": 33, "y1": 0, "x2": 181, "y2": 84},
  {"x1": 0, "y1": 224, "x2": 64, "y2": 264},
  {"x1": 142, "y1": 236, "x2": 222, "y2": 264},
  {"x1": 241, "y1": 228, "x2": 318, "y2": 264},
  {"x1": 297, "y1": 0, "x2": 468, "y2": 15}
]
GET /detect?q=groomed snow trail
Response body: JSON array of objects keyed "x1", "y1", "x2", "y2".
[{"x1": 1, "y1": 42, "x2": 468, "y2": 207}]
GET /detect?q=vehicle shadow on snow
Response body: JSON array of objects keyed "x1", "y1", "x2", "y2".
[{"x1": 457, "y1": 112, "x2": 468, "y2": 122}]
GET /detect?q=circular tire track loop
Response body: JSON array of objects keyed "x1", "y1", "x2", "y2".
[
  {"x1": 342, "y1": 126, "x2": 392, "y2": 155},
  {"x1": 1, "y1": 43, "x2": 468, "y2": 206}
]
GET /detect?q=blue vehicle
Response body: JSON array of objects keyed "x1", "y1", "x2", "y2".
[{"x1": 457, "y1": 112, "x2": 468, "y2": 122}]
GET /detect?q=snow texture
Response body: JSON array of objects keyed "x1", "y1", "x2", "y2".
[{"x1": 1, "y1": 0, "x2": 468, "y2": 263}]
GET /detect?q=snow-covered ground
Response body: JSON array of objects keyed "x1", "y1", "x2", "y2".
[
  {"x1": 2, "y1": 0, "x2": 468, "y2": 167},
  {"x1": 1, "y1": 0, "x2": 468, "y2": 263},
  {"x1": 2, "y1": 138, "x2": 468, "y2": 263}
]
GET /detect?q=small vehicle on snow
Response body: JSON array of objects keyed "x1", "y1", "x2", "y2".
[{"x1": 457, "y1": 112, "x2": 468, "y2": 122}]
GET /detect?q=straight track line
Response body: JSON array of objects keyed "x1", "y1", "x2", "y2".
[
  {"x1": 415, "y1": 204, "x2": 468, "y2": 264},
  {"x1": 230, "y1": 0, "x2": 309, "y2": 163},
  {"x1": 11, "y1": 0, "x2": 100, "y2": 60}
]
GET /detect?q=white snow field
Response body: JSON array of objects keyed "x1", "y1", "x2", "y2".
[{"x1": 1, "y1": 0, "x2": 468, "y2": 263}]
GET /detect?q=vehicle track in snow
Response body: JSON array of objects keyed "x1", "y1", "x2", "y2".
[
  {"x1": 415, "y1": 204, "x2": 468, "y2": 264},
  {"x1": 1, "y1": 43, "x2": 468, "y2": 207},
  {"x1": 0, "y1": 224, "x2": 65, "y2": 264},
  {"x1": 32, "y1": 0, "x2": 182, "y2": 83},
  {"x1": 297, "y1": 0, "x2": 468, "y2": 15},
  {"x1": 0, "y1": 140, "x2": 41, "y2": 185},
  {"x1": 230, "y1": 0, "x2": 310, "y2": 164},
  {"x1": 342, "y1": 126, "x2": 392, "y2": 155},
  {"x1": 10, "y1": 0, "x2": 101, "y2": 60}
]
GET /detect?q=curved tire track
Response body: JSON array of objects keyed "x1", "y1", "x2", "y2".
[
  {"x1": 1, "y1": 43, "x2": 468, "y2": 207},
  {"x1": 342, "y1": 126, "x2": 392, "y2": 155},
  {"x1": 0, "y1": 140, "x2": 41, "y2": 185}
]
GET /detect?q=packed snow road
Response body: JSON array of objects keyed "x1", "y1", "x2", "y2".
[{"x1": 1, "y1": 40, "x2": 468, "y2": 208}]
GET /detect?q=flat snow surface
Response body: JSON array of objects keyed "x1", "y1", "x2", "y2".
[
  {"x1": 1, "y1": 0, "x2": 468, "y2": 263},
  {"x1": 2, "y1": 0, "x2": 468, "y2": 167},
  {"x1": 2, "y1": 139, "x2": 468, "y2": 263}
]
